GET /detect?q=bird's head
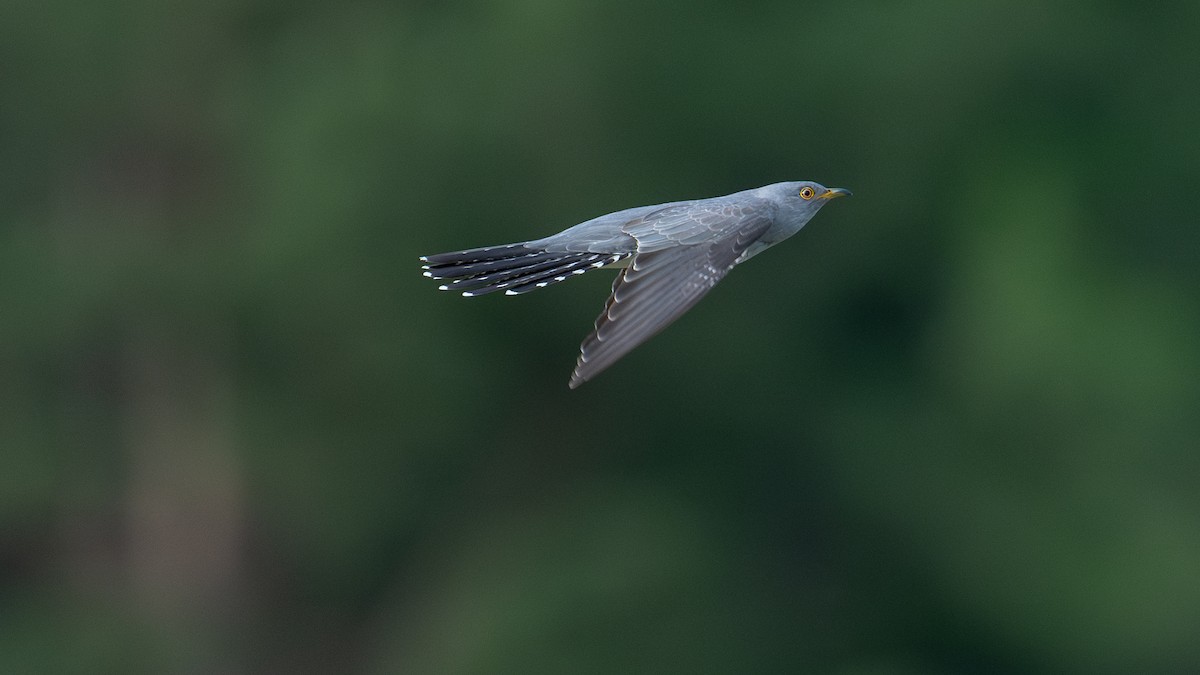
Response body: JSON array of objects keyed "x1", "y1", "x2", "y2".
[{"x1": 762, "y1": 180, "x2": 851, "y2": 226}]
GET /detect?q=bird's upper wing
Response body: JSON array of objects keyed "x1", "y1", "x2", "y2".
[
  {"x1": 568, "y1": 200, "x2": 775, "y2": 388},
  {"x1": 619, "y1": 198, "x2": 775, "y2": 252}
]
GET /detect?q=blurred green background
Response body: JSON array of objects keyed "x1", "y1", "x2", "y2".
[{"x1": 3, "y1": 1, "x2": 1200, "y2": 673}]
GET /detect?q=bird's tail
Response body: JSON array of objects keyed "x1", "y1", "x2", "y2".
[{"x1": 421, "y1": 243, "x2": 627, "y2": 296}]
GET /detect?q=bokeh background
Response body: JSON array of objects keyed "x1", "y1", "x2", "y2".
[{"x1": 3, "y1": 1, "x2": 1200, "y2": 673}]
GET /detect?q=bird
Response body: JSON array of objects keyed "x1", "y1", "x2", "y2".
[{"x1": 420, "y1": 181, "x2": 851, "y2": 388}]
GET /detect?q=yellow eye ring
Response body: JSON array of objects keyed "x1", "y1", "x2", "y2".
[{"x1": 799, "y1": 186, "x2": 815, "y2": 200}]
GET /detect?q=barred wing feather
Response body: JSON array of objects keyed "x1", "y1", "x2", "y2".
[{"x1": 568, "y1": 216, "x2": 771, "y2": 388}]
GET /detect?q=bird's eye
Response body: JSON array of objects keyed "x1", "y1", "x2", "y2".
[{"x1": 799, "y1": 186, "x2": 815, "y2": 200}]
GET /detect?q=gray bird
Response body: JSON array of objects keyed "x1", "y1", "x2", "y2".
[{"x1": 421, "y1": 181, "x2": 851, "y2": 388}]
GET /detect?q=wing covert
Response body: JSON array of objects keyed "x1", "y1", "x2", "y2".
[{"x1": 620, "y1": 198, "x2": 777, "y2": 252}]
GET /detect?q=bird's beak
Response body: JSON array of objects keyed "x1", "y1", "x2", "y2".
[{"x1": 819, "y1": 187, "x2": 853, "y2": 199}]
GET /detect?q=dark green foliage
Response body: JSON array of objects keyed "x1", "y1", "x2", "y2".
[{"x1": 2, "y1": 1, "x2": 1199, "y2": 673}]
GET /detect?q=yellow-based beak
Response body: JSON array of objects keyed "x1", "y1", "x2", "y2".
[{"x1": 819, "y1": 187, "x2": 853, "y2": 199}]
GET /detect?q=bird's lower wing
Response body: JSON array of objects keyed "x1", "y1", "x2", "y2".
[{"x1": 568, "y1": 217, "x2": 771, "y2": 388}]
